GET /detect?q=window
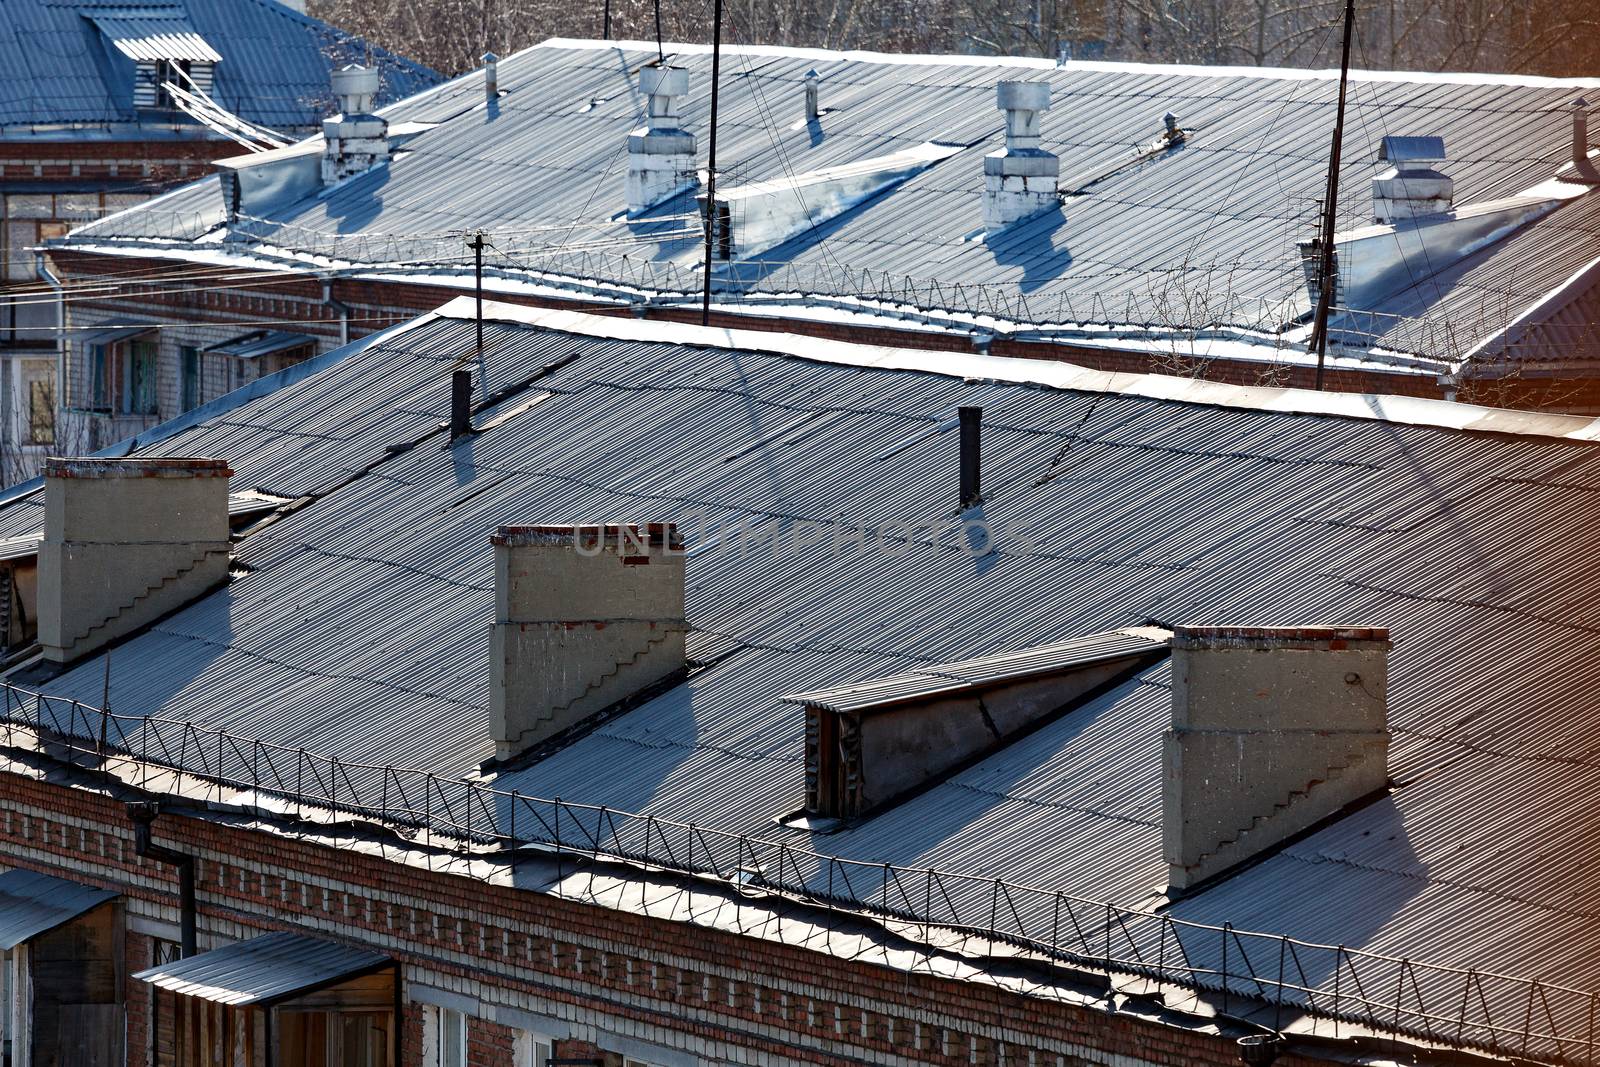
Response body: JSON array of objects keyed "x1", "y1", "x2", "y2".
[
  {"x1": 127, "y1": 338, "x2": 158, "y2": 415},
  {"x1": 89, "y1": 344, "x2": 112, "y2": 411},
  {"x1": 28, "y1": 366, "x2": 55, "y2": 445},
  {"x1": 433, "y1": 1007, "x2": 466, "y2": 1067},
  {"x1": 180, "y1": 346, "x2": 200, "y2": 412},
  {"x1": 515, "y1": 1030, "x2": 552, "y2": 1067}
]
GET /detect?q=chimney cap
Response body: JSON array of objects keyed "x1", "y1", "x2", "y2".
[
  {"x1": 482, "y1": 51, "x2": 498, "y2": 64},
  {"x1": 804, "y1": 68, "x2": 820, "y2": 82},
  {"x1": 1170, "y1": 624, "x2": 1390, "y2": 646},
  {"x1": 44, "y1": 457, "x2": 233, "y2": 479},
  {"x1": 1377, "y1": 135, "x2": 1445, "y2": 165},
  {"x1": 639, "y1": 65, "x2": 688, "y2": 98},
  {"x1": 996, "y1": 80, "x2": 1051, "y2": 113},
  {"x1": 491, "y1": 522, "x2": 681, "y2": 548}
]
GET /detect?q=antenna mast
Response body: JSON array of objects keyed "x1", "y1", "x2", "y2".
[
  {"x1": 1310, "y1": 0, "x2": 1357, "y2": 391},
  {"x1": 700, "y1": 0, "x2": 724, "y2": 327}
]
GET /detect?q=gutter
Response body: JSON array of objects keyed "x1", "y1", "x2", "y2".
[
  {"x1": 34, "y1": 253, "x2": 66, "y2": 413},
  {"x1": 322, "y1": 275, "x2": 351, "y2": 346},
  {"x1": 126, "y1": 801, "x2": 197, "y2": 957}
]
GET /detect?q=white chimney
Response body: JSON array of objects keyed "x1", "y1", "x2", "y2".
[
  {"x1": 1163, "y1": 626, "x2": 1391, "y2": 890},
  {"x1": 37, "y1": 458, "x2": 233, "y2": 664},
  {"x1": 626, "y1": 66, "x2": 697, "y2": 216},
  {"x1": 322, "y1": 65, "x2": 389, "y2": 184},
  {"x1": 483, "y1": 52, "x2": 499, "y2": 104},
  {"x1": 803, "y1": 69, "x2": 820, "y2": 123},
  {"x1": 984, "y1": 81, "x2": 1059, "y2": 235},
  {"x1": 1371, "y1": 135, "x2": 1453, "y2": 223},
  {"x1": 489, "y1": 524, "x2": 687, "y2": 762}
]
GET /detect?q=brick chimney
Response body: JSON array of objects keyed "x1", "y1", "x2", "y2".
[
  {"x1": 37, "y1": 459, "x2": 233, "y2": 664},
  {"x1": 1163, "y1": 626, "x2": 1390, "y2": 890},
  {"x1": 627, "y1": 66, "x2": 697, "y2": 216},
  {"x1": 984, "y1": 81, "x2": 1059, "y2": 234},
  {"x1": 489, "y1": 524, "x2": 687, "y2": 761},
  {"x1": 322, "y1": 65, "x2": 389, "y2": 184}
]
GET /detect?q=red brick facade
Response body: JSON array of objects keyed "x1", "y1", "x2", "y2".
[{"x1": 0, "y1": 763, "x2": 1373, "y2": 1067}]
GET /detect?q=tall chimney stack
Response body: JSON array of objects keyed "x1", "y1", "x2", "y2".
[
  {"x1": 627, "y1": 66, "x2": 697, "y2": 216},
  {"x1": 984, "y1": 82, "x2": 1060, "y2": 235},
  {"x1": 38, "y1": 458, "x2": 233, "y2": 664},
  {"x1": 322, "y1": 65, "x2": 389, "y2": 184},
  {"x1": 489, "y1": 524, "x2": 687, "y2": 761},
  {"x1": 959, "y1": 406, "x2": 982, "y2": 509},
  {"x1": 1163, "y1": 626, "x2": 1391, "y2": 890}
]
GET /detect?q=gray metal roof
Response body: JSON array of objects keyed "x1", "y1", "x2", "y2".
[
  {"x1": 784, "y1": 628, "x2": 1168, "y2": 712},
  {"x1": 0, "y1": 869, "x2": 118, "y2": 950},
  {"x1": 12, "y1": 304, "x2": 1600, "y2": 993},
  {"x1": 63, "y1": 40, "x2": 1600, "y2": 365},
  {"x1": 206, "y1": 330, "x2": 316, "y2": 360},
  {"x1": 133, "y1": 931, "x2": 390, "y2": 1006}
]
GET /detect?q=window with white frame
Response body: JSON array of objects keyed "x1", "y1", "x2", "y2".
[
  {"x1": 514, "y1": 1028, "x2": 552, "y2": 1067},
  {"x1": 431, "y1": 1006, "x2": 467, "y2": 1067}
]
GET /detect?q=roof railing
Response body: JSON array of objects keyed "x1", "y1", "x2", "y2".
[{"x1": 0, "y1": 681, "x2": 1594, "y2": 1065}]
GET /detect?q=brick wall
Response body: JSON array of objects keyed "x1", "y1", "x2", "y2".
[
  {"x1": 0, "y1": 767, "x2": 1354, "y2": 1067},
  {"x1": 64, "y1": 251, "x2": 1579, "y2": 425},
  {"x1": 0, "y1": 140, "x2": 242, "y2": 186}
]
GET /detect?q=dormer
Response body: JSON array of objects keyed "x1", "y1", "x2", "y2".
[{"x1": 87, "y1": 10, "x2": 221, "y2": 112}]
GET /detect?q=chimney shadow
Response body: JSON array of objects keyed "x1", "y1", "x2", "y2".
[
  {"x1": 985, "y1": 207, "x2": 1073, "y2": 295},
  {"x1": 1166, "y1": 793, "x2": 1429, "y2": 1022},
  {"x1": 326, "y1": 169, "x2": 388, "y2": 234}
]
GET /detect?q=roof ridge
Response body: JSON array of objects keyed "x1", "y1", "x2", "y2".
[
  {"x1": 537, "y1": 36, "x2": 1600, "y2": 90},
  {"x1": 435, "y1": 297, "x2": 1600, "y2": 444}
]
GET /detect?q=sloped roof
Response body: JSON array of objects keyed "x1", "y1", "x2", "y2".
[
  {"x1": 7, "y1": 300, "x2": 1600, "y2": 1018},
  {"x1": 0, "y1": 0, "x2": 440, "y2": 133},
  {"x1": 61, "y1": 39, "x2": 1600, "y2": 369},
  {"x1": 134, "y1": 931, "x2": 390, "y2": 1005}
]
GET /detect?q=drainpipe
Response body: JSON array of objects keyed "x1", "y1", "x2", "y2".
[
  {"x1": 127, "y1": 802, "x2": 197, "y2": 958},
  {"x1": 35, "y1": 253, "x2": 66, "y2": 413},
  {"x1": 321, "y1": 276, "x2": 350, "y2": 347}
]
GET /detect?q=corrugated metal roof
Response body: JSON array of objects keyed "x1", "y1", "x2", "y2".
[
  {"x1": 133, "y1": 931, "x2": 390, "y2": 1005},
  {"x1": 0, "y1": 0, "x2": 441, "y2": 132},
  {"x1": 206, "y1": 330, "x2": 316, "y2": 360},
  {"x1": 77, "y1": 323, "x2": 152, "y2": 346},
  {"x1": 784, "y1": 628, "x2": 1168, "y2": 712},
  {"x1": 63, "y1": 40, "x2": 1600, "y2": 364},
  {"x1": 87, "y1": 12, "x2": 223, "y2": 64},
  {"x1": 13, "y1": 307, "x2": 1600, "y2": 992},
  {"x1": 0, "y1": 869, "x2": 118, "y2": 950}
]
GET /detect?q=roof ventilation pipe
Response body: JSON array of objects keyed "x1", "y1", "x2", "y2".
[
  {"x1": 38, "y1": 458, "x2": 233, "y2": 665},
  {"x1": 627, "y1": 65, "x2": 697, "y2": 216},
  {"x1": 489, "y1": 524, "x2": 687, "y2": 762},
  {"x1": 322, "y1": 65, "x2": 389, "y2": 184},
  {"x1": 959, "y1": 406, "x2": 981, "y2": 509},
  {"x1": 803, "y1": 69, "x2": 820, "y2": 122},
  {"x1": 450, "y1": 369, "x2": 473, "y2": 440},
  {"x1": 1371, "y1": 135, "x2": 1453, "y2": 223},
  {"x1": 1163, "y1": 626, "x2": 1391, "y2": 890},
  {"x1": 984, "y1": 81, "x2": 1059, "y2": 235},
  {"x1": 1573, "y1": 98, "x2": 1600, "y2": 183},
  {"x1": 483, "y1": 52, "x2": 499, "y2": 104}
]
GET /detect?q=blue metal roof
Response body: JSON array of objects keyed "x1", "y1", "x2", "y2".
[
  {"x1": 0, "y1": 868, "x2": 118, "y2": 950},
  {"x1": 10, "y1": 303, "x2": 1600, "y2": 996},
  {"x1": 0, "y1": 0, "x2": 441, "y2": 133}
]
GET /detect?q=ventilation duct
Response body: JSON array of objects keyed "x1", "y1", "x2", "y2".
[
  {"x1": 701, "y1": 142, "x2": 960, "y2": 260},
  {"x1": 803, "y1": 69, "x2": 820, "y2": 122},
  {"x1": 322, "y1": 65, "x2": 389, "y2": 184},
  {"x1": 489, "y1": 524, "x2": 687, "y2": 762},
  {"x1": 627, "y1": 66, "x2": 697, "y2": 216},
  {"x1": 1372, "y1": 135, "x2": 1453, "y2": 223},
  {"x1": 1163, "y1": 626, "x2": 1390, "y2": 890},
  {"x1": 786, "y1": 629, "x2": 1169, "y2": 823},
  {"x1": 984, "y1": 81, "x2": 1059, "y2": 234}
]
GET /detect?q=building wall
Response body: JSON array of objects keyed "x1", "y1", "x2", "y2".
[{"x1": 0, "y1": 768, "x2": 1348, "y2": 1067}]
